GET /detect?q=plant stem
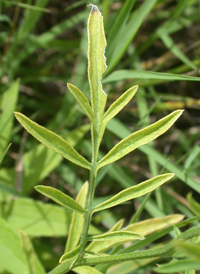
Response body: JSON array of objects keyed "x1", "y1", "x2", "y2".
[
  {"x1": 79, "y1": 121, "x2": 99, "y2": 254},
  {"x1": 79, "y1": 163, "x2": 97, "y2": 251}
]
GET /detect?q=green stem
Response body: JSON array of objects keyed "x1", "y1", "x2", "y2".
[
  {"x1": 79, "y1": 163, "x2": 97, "y2": 252},
  {"x1": 78, "y1": 121, "x2": 99, "y2": 254}
]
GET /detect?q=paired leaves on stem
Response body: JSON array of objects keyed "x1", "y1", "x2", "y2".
[{"x1": 14, "y1": 4, "x2": 184, "y2": 274}]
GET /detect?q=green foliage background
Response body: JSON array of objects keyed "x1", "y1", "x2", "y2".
[{"x1": 0, "y1": 0, "x2": 200, "y2": 273}]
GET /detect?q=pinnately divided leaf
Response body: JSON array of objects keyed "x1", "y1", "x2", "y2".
[
  {"x1": 14, "y1": 112, "x2": 91, "y2": 170},
  {"x1": 93, "y1": 173, "x2": 174, "y2": 212},
  {"x1": 104, "y1": 85, "x2": 138, "y2": 123},
  {"x1": 67, "y1": 83, "x2": 93, "y2": 120},
  {"x1": 35, "y1": 186, "x2": 87, "y2": 214},
  {"x1": 98, "y1": 110, "x2": 183, "y2": 169},
  {"x1": 88, "y1": 231, "x2": 144, "y2": 242}
]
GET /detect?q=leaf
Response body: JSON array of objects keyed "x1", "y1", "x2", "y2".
[
  {"x1": 98, "y1": 110, "x2": 183, "y2": 169},
  {"x1": 74, "y1": 266, "x2": 103, "y2": 274},
  {"x1": 124, "y1": 215, "x2": 184, "y2": 236},
  {"x1": 67, "y1": 83, "x2": 93, "y2": 120},
  {"x1": 106, "y1": 118, "x2": 200, "y2": 193},
  {"x1": 19, "y1": 230, "x2": 46, "y2": 274},
  {"x1": 15, "y1": 112, "x2": 91, "y2": 170},
  {"x1": 35, "y1": 185, "x2": 87, "y2": 214},
  {"x1": 103, "y1": 70, "x2": 200, "y2": 84},
  {"x1": 157, "y1": 29, "x2": 197, "y2": 70},
  {"x1": 1, "y1": 197, "x2": 99, "y2": 237},
  {"x1": 0, "y1": 143, "x2": 11, "y2": 164},
  {"x1": 59, "y1": 245, "x2": 81, "y2": 264},
  {"x1": 106, "y1": 0, "x2": 158, "y2": 73},
  {"x1": 93, "y1": 173, "x2": 174, "y2": 212},
  {"x1": 174, "y1": 240, "x2": 200, "y2": 263},
  {"x1": 187, "y1": 193, "x2": 200, "y2": 217},
  {"x1": 0, "y1": 79, "x2": 19, "y2": 155},
  {"x1": 86, "y1": 219, "x2": 124, "y2": 253},
  {"x1": 87, "y1": 4, "x2": 107, "y2": 131},
  {"x1": 107, "y1": 0, "x2": 136, "y2": 45},
  {"x1": 65, "y1": 181, "x2": 88, "y2": 252},
  {"x1": 104, "y1": 85, "x2": 138, "y2": 123},
  {"x1": 154, "y1": 259, "x2": 200, "y2": 273},
  {"x1": 88, "y1": 231, "x2": 144, "y2": 242},
  {"x1": 0, "y1": 217, "x2": 28, "y2": 274},
  {"x1": 0, "y1": 124, "x2": 90, "y2": 193},
  {"x1": 17, "y1": 0, "x2": 50, "y2": 40}
]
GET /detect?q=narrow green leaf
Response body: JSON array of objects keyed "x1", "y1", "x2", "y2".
[
  {"x1": 93, "y1": 174, "x2": 174, "y2": 212},
  {"x1": 14, "y1": 112, "x2": 91, "y2": 170},
  {"x1": 0, "y1": 217, "x2": 28, "y2": 273},
  {"x1": 86, "y1": 219, "x2": 124, "y2": 253},
  {"x1": 0, "y1": 79, "x2": 20, "y2": 155},
  {"x1": 35, "y1": 186, "x2": 87, "y2": 214},
  {"x1": 67, "y1": 83, "x2": 93, "y2": 120},
  {"x1": 88, "y1": 231, "x2": 144, "y2": 242},
  {"x1": 65, "y1": 182, "x2": 88, "y2": 252},
  {"x1": 87, "y1": 4, "x2": 107, "y2": 131},
  {"x1": 106, "y1": 118, "x2": 200, "y2": 193},
  {"x1": 19, "y1": 230, "x2": 46, "y2": 274},
  {"x1": 0, "y1": 143, "x2": 11, "y2": 164},
  {"x1": 59, "y1": 245, "x2": 81, "y2": 264},
  {"x1": 106, "y1": 0, "x2": 158, "y2": 73},
  {"x1": 17, "y1": 0, "x2": 50, "y2": 40},
  {"x1": 104, "y1": 85, "x2": 138, "y2": 123},
  {"x1": 187, "y1": 193, "x2": 200, "y2": 217},
  {"x1": 107, "y1": 0, "x2": 136, "y2": 44},
  {"x1": 125, "y1": 215, "x2": 184, "y2": 236},
  {"x1": 74, "y1": 266, "x2": 103, "y2": 274},
  {"x1": 174, "y1": 240, "x2": 200, "y2": 263},
  {"x1": 0, "y1": 124, "x2": 90, "y2": 193},
  {"x1": 157, "y1": 30, "x2": 197, "y2": 70},
  {"x1": 98, "y1": 110, "x2": 183, "y2": 169},
  {"x1": 103, "y1": 70, "x2": 200, "y2": 84},
  {"x1": 154, "y1": 259, "x2": 200, "y2": 273}
]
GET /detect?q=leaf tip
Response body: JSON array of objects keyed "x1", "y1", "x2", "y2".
[{"x1": 87, "y1": 4, "x2": 101, "y2": 14}]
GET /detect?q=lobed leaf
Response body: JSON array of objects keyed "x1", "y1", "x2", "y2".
[
  {"x1": 93, "y1": 173, "x2": 174, "y2": 212},
  {"x1": 67, "y1": 83, "x2": 93, "y2": 120},
  {"x1": 88, "y1": 231, "x2": 144, "y2": 242},
  {"x1": 104, "y1": 85, "x2": 138, "y2": 123},
  {"x1": 98, "y1": 110, "x2": 183, "y2": 169},
  {"x1": 35, "y1": 186, "x2": 87, "y2": 214},
  {"x1": 15, "y1": 112, "x2": 91, "y2": 170},
  {"x1": 19, "y1": 230, "x2": 46, "y2": 274}
]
